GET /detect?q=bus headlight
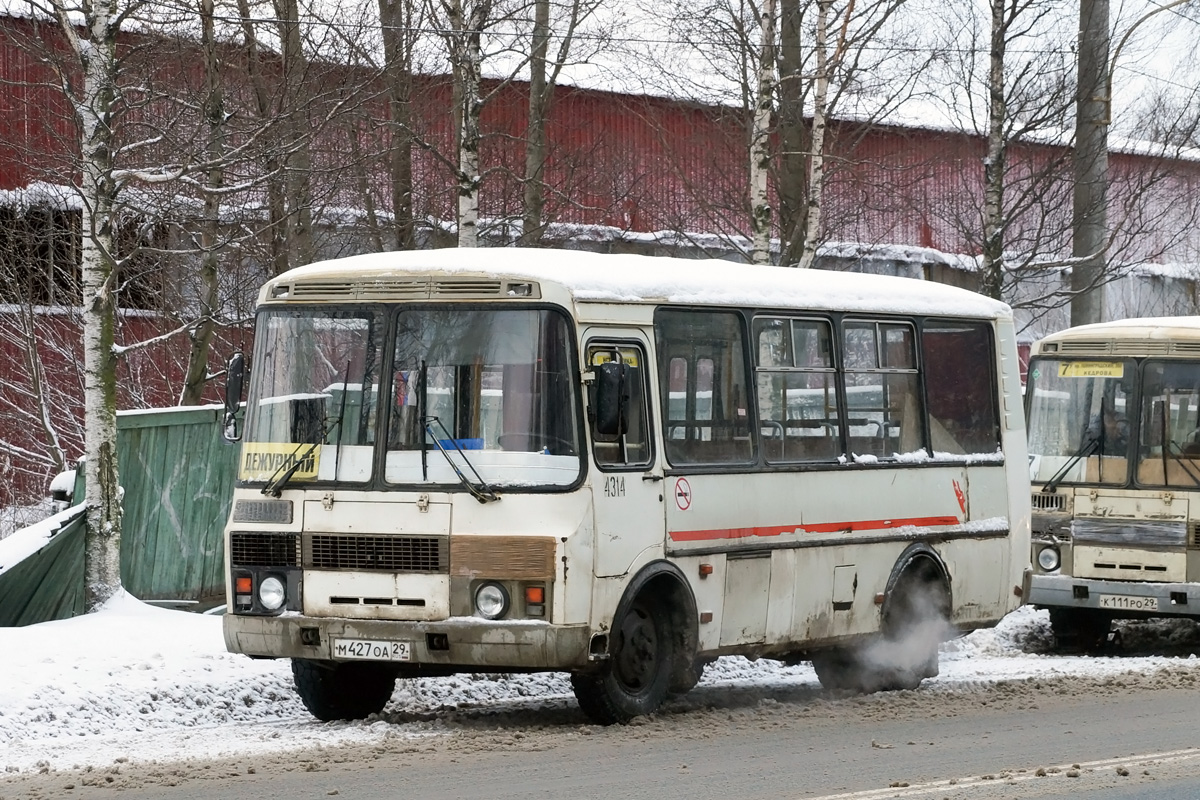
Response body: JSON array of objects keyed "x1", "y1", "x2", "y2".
[
  {"x1": 1037, "y1": 546, "x2": 1061, "y2": 572},
  {"x1": 258, "y1": 575, "x2": 287, "y2": 610},
  {"x1": 474, "y1": 582, "x2": 510, "y2": 620}
]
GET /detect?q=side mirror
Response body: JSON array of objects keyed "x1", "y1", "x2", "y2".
[
  {"x1": 222, "y1": 353, "x2": 246, "y2": 443},
  {"x1": 594, "y1": 360, "x2": 628, "y2": 438}
]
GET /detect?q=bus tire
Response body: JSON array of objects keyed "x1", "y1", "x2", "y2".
[
  {"x1": 811, "y1": 649, "x2": 867, "y2": 692},
  {"x1": 817, "y1": 565, "x2": 950, "y2": 695},
  {"x1": 874, "y1": 568, "x2": 951, "y2": 690},
  {"x1": 1048, "y1": 608, "x2": 1110, "y2": 652},
  {"x1": 291, "y1": 658, "x2": 397, "y2": 721},
  {"x1": 571, "y1": 595, "x2": 675, "y2": 724}
]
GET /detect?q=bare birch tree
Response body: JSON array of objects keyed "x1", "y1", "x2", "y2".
[
  {"x1": 29, "y1": 0, "x2": 127, "y2": 609},
  {"x1": 436, "y1": 0, "x2": 493, "y2": 248},
  {"x1": 795, "y1": 0, "x2": 850, "y2": 269},
  {"x1": 748, "y1": 0, "x2": 776, "y2": 264},
  {"x1": 637, "y1": 0, "x2": 925, "y2": 263}
]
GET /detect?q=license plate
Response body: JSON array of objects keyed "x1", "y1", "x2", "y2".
[
  {"x1": 1098, "y1": 594, "x2": 1159, "y2": 611},
  {"x1": 332, "y1": 638, "x2": 412, "y2": 661}
]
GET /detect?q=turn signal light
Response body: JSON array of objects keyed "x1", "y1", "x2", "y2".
[
  {"x1": 235, "y1": 576, "x2": 253, "y2": 593},
  {"x1": 525, "y1": 586, "x2": 545, "y2": 604}
]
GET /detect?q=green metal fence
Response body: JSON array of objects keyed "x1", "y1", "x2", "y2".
[
  {"x1": 0, "y1": 507, "x2": 85, "y2": 626},
  {"x1": 117, "y1": 405, "x2": 238, "y2": 606},
  {"x1": 0, "y1": 404, "x2": 237, "y2": 626}
]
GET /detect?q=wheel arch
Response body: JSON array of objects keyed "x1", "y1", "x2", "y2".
[
  {"x1": 609, "y1": 560, "x2": 698, "y2": 686},
  {"x1": 882, "y1": 543, "x2": 953, "y2": 627}
]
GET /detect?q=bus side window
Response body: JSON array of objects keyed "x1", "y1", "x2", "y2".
[
  {"x1": 753, "y1": 316, "x2": 840, "y2": 463},
  {"x1": 587, "y1": 345, "x2": 652, "y2": 468},
  {"x1": 921, "y1": 321, "x2": 1000, "y2": 455},
  {"x1": 844, "y1": 320, "x2": 923, "y2": 458},
  {"x1": 656, "y1": 309, "x2": 753, "y2": 465}
]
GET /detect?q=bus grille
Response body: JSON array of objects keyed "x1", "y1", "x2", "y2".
[
  {"x1": 307, "y1": 534, "x2": 448, "y2": 573},
  {"x1": 1031, "y1": 492, "x2": 1066, "y2": 512},
  {"x1": 1190, "y1": 522, "x2": 1200, "y2": 549},
  {"x1": 230, "y1": 532, "x2": 301, "y2": 567}
]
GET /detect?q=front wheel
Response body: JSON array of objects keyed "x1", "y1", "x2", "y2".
[
  {"x1": 572, "y1": 596, "x2": 675, "y2": 724},
  {"x1": 291, "y1": 658, "x2": 398, "y2": 721}
]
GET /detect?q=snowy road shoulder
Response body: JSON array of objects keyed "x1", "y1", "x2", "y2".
[{"x1": 3, "y1": 594, "x2": 1200, "y2": 775}]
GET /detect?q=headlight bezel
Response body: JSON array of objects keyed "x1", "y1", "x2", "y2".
[
  {"x1": 473, "y1": 581, "x2": 510, "y2": 620},
  {"x1": 258, "y1": 574, "x2": 287, "y2": 610},
  {"x1": 1037, "y1": 545, "x2": 1061, "y2": 572}
]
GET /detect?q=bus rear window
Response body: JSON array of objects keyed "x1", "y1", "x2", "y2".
[{"x1": 922, "y1": 321, "x2": 1000, "y2": 455}]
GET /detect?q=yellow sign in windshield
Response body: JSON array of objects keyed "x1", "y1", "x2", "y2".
[
  {"x1": 1057, "y1": 361, "x2": 1124, "y2": 378},
  {"x1": 240, "y1": 443, "x2": 321, "y2": 482}
]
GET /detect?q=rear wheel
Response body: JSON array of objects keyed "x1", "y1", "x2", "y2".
[
  {"x1": 1048, "y1": 607, "x2": 1111, "y2": 652},
  {"x1": 291, "y1": 658, "x2": 398, "y2": 721},
  {"x1": 811, "y1": 649, "x2": 868, "y2": 692},
  {"x1": 572, "y1": 596, "x2": 674, "y2": 724},
  {"x1": 874, "y1": 571, "x2": 950, "y2": 690},
  {"x1": 813, "y1": 569, "x2": 950, "y2": 694}
]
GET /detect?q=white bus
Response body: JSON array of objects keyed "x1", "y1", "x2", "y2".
[
  {"x1": 221, "y1": 248, "x2": 1030, "y2": 724},
  {"x1": 1026, "y1": 317, "x2": 1200, "y2": 648}
]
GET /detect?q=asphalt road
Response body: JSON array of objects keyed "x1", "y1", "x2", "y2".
[{"x1": 6, "y1": 662, "x2": 1200, "y2": 800}]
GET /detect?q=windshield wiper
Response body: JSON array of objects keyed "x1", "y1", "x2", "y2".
[
  {"x1": 261, "y1": 363, "x2": 351, "y2": 498},
  {"x1": 418, "y1": 360, "x2": 428, "y2": 481},
  {"x1": 261, "y1": 439, "x2": 322, "y2": 498},
  {"x1": 1044, "y1": 435, "x2": 1101, "y2": 494},
  {"x1": 423, "y1": 415, "x2": 500, "y2": 503}
]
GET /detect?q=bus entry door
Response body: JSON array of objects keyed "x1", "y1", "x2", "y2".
[{"x1": 586, "y1": 334, "x2": 665, "y2": 577}]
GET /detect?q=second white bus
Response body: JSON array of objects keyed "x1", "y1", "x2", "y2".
[
  {"x1": 221, "y1": 248, "x2": 1031, "y2": 723},
  {"x1": 1026, "y1": 317, "x2": 1200, "y2": 648}
]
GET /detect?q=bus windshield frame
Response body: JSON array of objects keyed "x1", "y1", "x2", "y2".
[{"x1": 238, "y1": 304, "x2": 585, "y2": 493}]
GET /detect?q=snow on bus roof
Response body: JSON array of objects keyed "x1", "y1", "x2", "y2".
[{"x1": 277, "y1": 249, "x2": 1011, "y2": 319}]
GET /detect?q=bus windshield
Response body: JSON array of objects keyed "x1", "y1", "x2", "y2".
[
  {"x1": 1026, "y1": 358, "x2": 1132, "y2": 487},
  {"x1": 384, "y1": 307, "x2": 582, "y2": 489},
  {"x1": 241, "y1": 309, "x2": 382, "y2": 485}
]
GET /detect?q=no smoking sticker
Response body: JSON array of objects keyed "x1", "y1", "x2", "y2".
[{"x1": 674, "y1": 477, "x2": 692, "y2": 511}]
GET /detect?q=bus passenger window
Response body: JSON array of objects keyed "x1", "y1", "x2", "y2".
[
  {"x1": 922, "y1": 321, "x2": 1000, "y2": 455},
  {"x1": 753, "y1": 317, "x2": 839, "y2": 462},
  {"x1": 844, "y1": 320, "x2": 923, "y2": 459},
  {"x1": 656, "y1": 309, "x2": 753, "y2": 465},
  {"x1": 587, "y1": 345, "x2": 652, "y2": 468}
]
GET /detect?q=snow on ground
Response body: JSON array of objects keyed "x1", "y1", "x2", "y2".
[{"x1": 2, "y1": 594, "x2": 1199, "y2": 776}]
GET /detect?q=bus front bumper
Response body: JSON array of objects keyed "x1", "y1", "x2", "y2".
[
  {"x1": 1027, "y1": 573, "x2": 1200, "y2": 617},
  {"x1": 223, "y1": 613, "x2": 594, "y2": 670}
]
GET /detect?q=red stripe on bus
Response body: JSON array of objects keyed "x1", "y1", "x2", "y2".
[{"x1": 668, "y1": 515, "x2": 962, "y2": 542}]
